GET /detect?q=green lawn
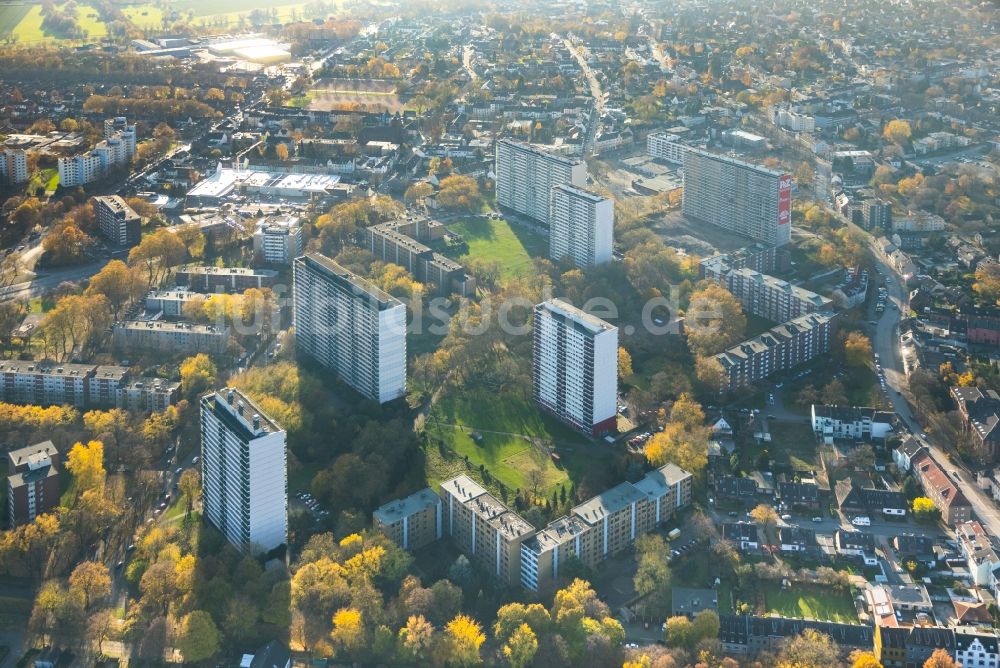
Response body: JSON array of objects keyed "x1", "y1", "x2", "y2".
[
  {"x1": 3, "y1": 2, "x2": 106, "y2": 43},
  {"x1": 0, "y1": 5, "x2": 30, "y2": 36},
  {"x1": 444, "y1": 217, "x2": 546, "y2": 280},
  {"x1": 424, "y1": 389, "x2": 601, "y2": 497},
  {"x1": 122, "y1": 4, "x2": 163, "y2": 29},
  {"x1": 762, "y1": 582, "x2": 857, "y2": 623}
]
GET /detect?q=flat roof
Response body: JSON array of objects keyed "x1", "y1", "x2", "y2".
[
  {"x1": 536, "y1": 298, "x2": 617, "y2": 335},
  {"x1": 203, "y1": 387, "x2": 282, "y2": 440},
  {"x1": 296, "y1": 253, "x2": 403, "y2": 311},
  {"x1": 374, "y1": 487, "x2": 440, "y2": 525},
  {"x1": 572, "y1": 481, "x2": 647, "y2": 524}
]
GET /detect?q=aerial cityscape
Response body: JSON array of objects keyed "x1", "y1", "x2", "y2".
[{"x1": 0, "y1": 0, "x2": 998, "y2": 666}]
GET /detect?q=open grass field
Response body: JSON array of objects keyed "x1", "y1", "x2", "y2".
[
  {"x1": 299, "y1": 78, "x2": 405, "y2": 113},
  {"x1": 445, "y1": 216, "x2": 547, "y2": 280},
  {"x1": 762, "y1": 582, "x2": 857, "y2": 623},
  {"x1": 1, "y1": 0, "x2": 338, "y2": 42},
  {"x1": 424, "y1": 389, "x2": 605, "y2": 497}
]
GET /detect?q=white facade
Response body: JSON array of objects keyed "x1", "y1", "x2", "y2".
[
  {"x1": 549, "y1": 184, "x2": 613, "y2": 268},
  {"x1": 532, "y1": 299, "x2": 617, "y2": 435},
  {"x1": 293, "y1": 253, "x2": 406, "y2": 404},
  {"x1": 1, "y1": 149, "x2": 28, "y2": 184},
  {"x1": 58, "y1": 153, "x2": 102, "y2": 187},
  {"x1": 956, "y1": 634, "x2": 1000, "y2": 668},
  {"x1": 646, "y1": 132, "x2": 687, "y2": 164},
  {"x1": 769, "y1": 106, "x2": 817, "y2": 133},
  {"x1": 495, "y1": 138, "x2": 586, "y2": 225},
  {"x1": 682, "y1": 148, "x2": 792, "y2": 246},
  {"x1": 253, "y1": 217, "x2": 303, "y2": 266},
  {"x1": 201, "y1": 388, "x2": 287, "y2": 553}
]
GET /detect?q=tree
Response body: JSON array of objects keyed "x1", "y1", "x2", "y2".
[
  {"x1": 973, "y1": 263, "x2": 1000, "y2": 305},
  {"x1": 664, "y1": 616, "x2": 693, "y2": 648},
  {"x1": 180, "y1": 354, "x2": 217, "y2": 400},
  {"x1": 618, "y1": 346, "x2": 633, "y2": 380},
  {"x1": 634, "y1": 535, "x2": 671, "y2": 612},
  {"x1": 695, "y1": 355, "x2": 725, "y2": 391},
  {"x1": 777, "y1": 628, "x2": 839, "y2": 668},
  {"x1": 821, "y1": 379, "x2": 848, "y2": 405},
  {"x1": 404, "y1": 182, "x2": 434, "y2": 204},
  {"x1": 127, "y1": 229, "x2": 187, "y2": 287},
  {"x1": 65, "y1": 440, "x2": 106, "y2": 494},
  {"x1": 331, "y1": 608, "x2": 366, "y2": 656},
  {"x1": 398, "y1": 614, "x2": 435, "y2": 662},
  {"x1": 443, "y1": 615, "x2": 485, "y2": 666},
  {"x1": 850, "y1": 651, "x2": 884, "y2": 668},
  {"x1": 751, "y1": 503, "x2": 779, "y2": 543},
  {"x1": 436, "y1": 175, "x2": 483, "y2": 211},
  {"x1": 795, "y1": 161, "x2": 813, "y2": 186},
  {"x1": 844, "y1": 332, "x2": 873, "y2": 367},
  {"x1": 178, "y1": 469, "x2": 200, "y2": 517},
  {"x1": 923, "y1": 649, "x2": 959, "y2": 668},
  {"x1": 68, "y1": 561, "x2": 111, "y2": 609},
  {"x1": 645, "y1": 422, "x2": 708, "y2": 476},
  {"x1": 912, "y1": 496, "x2": 939, "y2": 521},
  {"x1": 275, "y1": 143, "x2": 290, "y2": 161},
  {"x1": 685, "y1": 282, "x2": 747, "y2": 357},
  {"x1": 503, "y1": 623, "x2": 538, "y2": 668},
  {"x1": 882, "y1": 119, "x2": 912, "y2": 145},
  {"x1": 690, "y1": 609, "x2": 720, "y2": 645},
  {"x1": 177, "y1": 611, "x2": 220, "y2": 662}
]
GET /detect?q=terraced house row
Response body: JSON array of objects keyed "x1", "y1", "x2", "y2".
[{"x1": 373, "y1": 463, "x2": 693, "y2": 592}]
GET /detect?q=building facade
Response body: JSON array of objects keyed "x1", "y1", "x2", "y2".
[
  {"x1": 373, "y1": 488, "x2": 442, "y2": 550},
  {"x1": 647, "y1": 131, "x2": 688, "y2": 164},
  {"x1": 549, "y1": 184, "x2": 613, "y2": 268},
  {"x1": 116, "y1": 379, "x2": 180, "y2": 413},
  {"x1": 0, "y1": 149, "x2": 28, "y2": 185},
  {"x1": 717, "y1": 268, "x2": 831, "y2": 323},
  {"x1": 0, "y1": 361, "x2": 128, "y2": 408},
  {"x1": 112, "y1": 321, "x2": 230, "y2": 355},
  {"x1": 682, "y1": 148, "x2": 791, "y2": 246},
  {"x1": 494, "y1": 138, "x2": 587, "y2": 225},
  {"x1": 714, "y1": 312, "x2": 835, "y2": 393},
  {"x1": 176, "y1": 266, "x2": 279, "y2": 293},
  {"x1": 810, "y1": 405, "x2": 895, "y2": 443},
  {"x1": 532, "y1": 299, "x2": 617, "y2": 435},
  {"x1": 440, "y1": 475, "x2": 535, "y2": 587},
  {"x1": 293, "y1": 253, "x2": 406, "y2": 403},
  {"x1": 93, "y1": 195, "x2": 141, "y2": 248},
  {"x1": 200, "y1": 388, "x2": 287, "y2": 553},
  {"x1": 7, "y1": 441, "x2": 60, "y2": 527},
  {"x1": 253, "y1": 216, "x2": 304, "y2": 266}
]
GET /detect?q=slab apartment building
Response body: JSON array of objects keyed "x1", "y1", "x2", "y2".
[
  {"x1": 495, "y1": 138, "x2": 587, "y2": 226},
  {"x1": 533, "y1": 299, "x2": 618, "y2": 436},
  {"x1": 293, "y1": 253, "x2": 406, "y2": 403},
  {"x1": 682, "y1": 147, "x2": 792, "y2": 246}
]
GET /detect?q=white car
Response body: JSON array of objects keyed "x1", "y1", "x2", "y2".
[{"x1": 851, "y1": 516, "x2": 871, "y2": 527}]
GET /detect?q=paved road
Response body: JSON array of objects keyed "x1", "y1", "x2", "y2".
[
  {"x1": 848, "y1": 215, "x2": 1000, "y2": 537},
  {"x1": 563, "y1": 36, "x2": 603, "y2": 154},
  {"x1": 0, "y1": 261, "x2": 104, "y2": 301}
]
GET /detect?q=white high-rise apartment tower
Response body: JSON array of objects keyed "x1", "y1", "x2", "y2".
[
  {"x1": 682, "y1": 147, "x2": 792, "y2": 246},
  {"x1": 293, "y1": 253, "x2": 407, "y2": 403},
  {"x1": 495, "y1": 138, "x2": 587, "y2": 225},
  {"x1": 200, "y1": 388, "x2": 287, "y2": 553},
  {"x1": 549, "y1": 183, "x2": 613, "y2": 268},
  {"x1": 532, "y1": 299, "x2": 618, "y2": 435}
]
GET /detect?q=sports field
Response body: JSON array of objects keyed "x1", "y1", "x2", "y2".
[
  {"x1": 762, "y1": 583, "x2": 858, "y2": 623},
  {"x1": 298, "y1": 78, "x2": 406, "y2": 113}
]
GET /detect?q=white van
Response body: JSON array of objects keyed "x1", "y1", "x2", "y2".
[{"x1": 852, "y1": 516, "x2": 871, "y2": 527}]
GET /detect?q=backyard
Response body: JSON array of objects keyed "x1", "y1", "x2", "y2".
[
  {"x1": 444, "y1": 216, "x2": 547, "y2": 280},
  {"x1": 759, "y1": 581, "x2": 858, "y2": 623},
  {"x1": 423, "y1": 388, "x2": 609, "y2": 498}
]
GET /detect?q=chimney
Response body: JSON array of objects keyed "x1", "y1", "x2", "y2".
[
  {"x1": 227, "y1": 389, "x2": 235, "y2": 405},
  {"x1": 237, "y1": 401, "x2": 244, "y2": 416},
  {"x1": 253, "y1": 414, "x2": 260, "y2": 431}
]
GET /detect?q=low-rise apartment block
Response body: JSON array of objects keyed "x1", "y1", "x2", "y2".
[
  {"x1": 911, "y1": 450, "x2": 972, "y2": 525},
  {"x1": 112, "y1": 321, "x2": 230, "y2": 355},
  {"x1": 116, "y1": 379, "x2": 180, "y2": 413},
  {"x1": 714, "y1": 312, "x2": 836, "y2": 393},
  {"x1": 365, "y1": 217, "x2": 475, "y2": 296},
  {"x1": 440, "y1": 476, "x2": 535, "y2": 587},
  {"x1": 373, "y1": 487, "x2": 442, "y2": 550},
  {"x1": 7, "y1": 441, "x2": 60, "y2": 527},
  {"x1": 0, "y1": 361, "x2": 129, "y2": 408},
  {"x1": 810, "y1": 405, "x2": 895, "y2": 443},
  {"x1": 715, "y1": 267, "x2": 831, "y2": 323},
  {"x1": 521, "y1": 463, "x2": 692, "y2": 592},
  {"x1": 145, "y1": 289, "x2": 200, "y2": 318},
  {"x1": 951, "y1": 387, "x2": 1000, "y2": 462},
  {"x1": 646, "y1": 131, "x2": 688, "y2": 164},
  {"x1": 253, "y1": 216, "x2": 303, "y2": 266},
  {"x1": 176, "y1": 266, "x2": 279, "y2": 293}
]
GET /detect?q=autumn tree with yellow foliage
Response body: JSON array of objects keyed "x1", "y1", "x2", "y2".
[{"x1": 645, "y1": 394, "x2": 710, "y2": 476}]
